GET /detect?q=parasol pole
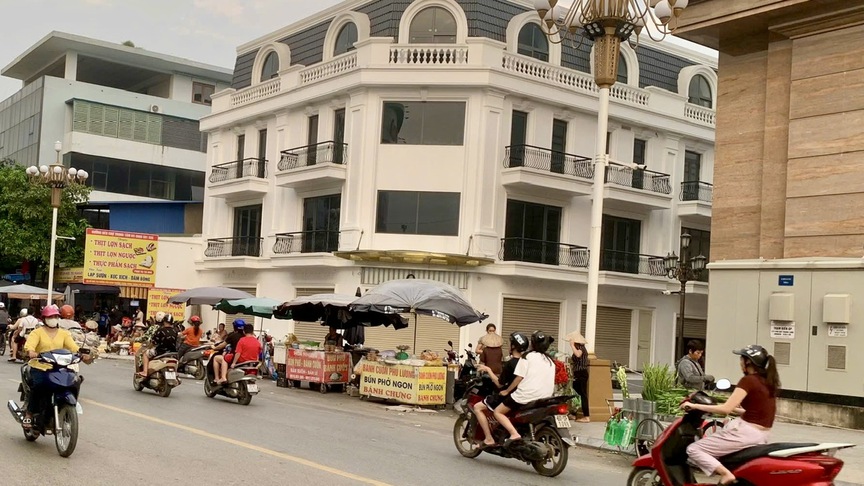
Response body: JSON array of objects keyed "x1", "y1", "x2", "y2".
[{"x1": 413, "y1": 312, "x2": 418, "y2": 356}]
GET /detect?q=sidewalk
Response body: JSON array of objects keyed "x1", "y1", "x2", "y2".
[{"x1": 573, "y1": 418, "x2": 864, "y2": 485}]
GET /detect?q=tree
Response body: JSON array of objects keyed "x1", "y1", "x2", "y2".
[{"x1": 0, "y1": 159, "x2": 92, "y2": 274}]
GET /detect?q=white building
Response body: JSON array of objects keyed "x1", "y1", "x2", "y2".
[{"x1": 197, "y1": 0, "x2": 717, "y2": 368}]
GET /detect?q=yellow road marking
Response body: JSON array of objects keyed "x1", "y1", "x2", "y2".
[{"x1": 81, "y1": 398, "x2": 391, "y2": 486}]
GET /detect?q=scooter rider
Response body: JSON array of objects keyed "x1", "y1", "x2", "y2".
[
  {"x1": 473, "y1": 332, "x2": 528, "y2": 448},
  {"x1": 10, "y1": 309, "x2": 39, "y2": 363},
  {"x1": 211, "y1": 319, "x2": 246, "y2": 384},
  {"x1": 138, "y1": 313, "x2": 178, "y2": 377},
  {"x1": 178, "y1": 315, "x2": 203, "y2": 359}
]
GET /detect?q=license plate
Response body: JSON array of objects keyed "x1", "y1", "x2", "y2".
[
  {"x1": 247, "y1": 383, "x2": 259, "y2": 393},
  {"x1": 164, "y1": 371, "x2": 176, "y2": 381},
  {"x1": 554, "y1": 414, "x2": 571, "y2": 429}
]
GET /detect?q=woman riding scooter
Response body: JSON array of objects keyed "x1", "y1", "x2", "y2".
[
  {"x1": 473, "y1": 332, "x2": 528, "y2": 448},
  {"x1": 209, "y1": 319, "x2": 246, "y2": 384}
]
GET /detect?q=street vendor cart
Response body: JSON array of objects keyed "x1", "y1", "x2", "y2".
[{"x1": 285, "y1": 347, "x2": 351, "y2": 394}]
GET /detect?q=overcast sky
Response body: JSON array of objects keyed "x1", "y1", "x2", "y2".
[{"x1": 0, "y1": 0, "x2": 345, "y2": 100}]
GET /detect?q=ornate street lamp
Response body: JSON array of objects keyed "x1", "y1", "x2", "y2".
[
  {"x1": 531, "y1": 0, "x2": 690, "y2": 356},
  {"x1": 26, "y1": 142, "x2": 88, "y2": 303},
  {"x1": 663, "y1": 232, "x2": 706, "y2": 358}
]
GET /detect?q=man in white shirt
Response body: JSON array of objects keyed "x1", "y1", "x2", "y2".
[
  {"x1": 9, "y1": 309, "x2": 39, "y2": 362},
  {"x1": 490, "y1": 331, "x2": 555, "y2": 443}
]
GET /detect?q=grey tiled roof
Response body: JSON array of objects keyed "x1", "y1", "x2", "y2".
[{"x1": 231, "y1": 0, "x2": 700, "y2": 95}]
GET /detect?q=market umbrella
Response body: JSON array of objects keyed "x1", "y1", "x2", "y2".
[
  {"x1": 275, "y1": 293, "x2": 408, "y2": 330},
  {"x1": 214, "y1": 297, "x2": 281, "y2": 318},
  {"x1": 0, "y1": 283, "x2": 63, "y2": 300},
  {"x1": 168, "y1": 286, "x2": 254, "y2": 305},
  {"x1": 343, "y1": 287, "x2": 366, "y2": 345}
]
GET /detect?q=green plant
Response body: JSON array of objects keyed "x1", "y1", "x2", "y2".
[{"x1": 641, "y1": 363, "x2": 676, "y2": 402}]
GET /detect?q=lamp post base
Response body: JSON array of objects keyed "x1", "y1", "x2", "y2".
[{"x1": 587, "y1": 356, "x2": 614, "y2": 422}]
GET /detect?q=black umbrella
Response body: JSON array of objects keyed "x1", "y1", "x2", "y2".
[
  {"x1": 274, "y1": 293, "x2": 407, "y2": 330},
  {"x1": 344, "y1": 287, "x2": 365, "y2": 345}
]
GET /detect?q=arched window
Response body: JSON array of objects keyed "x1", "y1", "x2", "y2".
[
  {"x1": 409, "y1": 7, "x2": 457, "y2": 44},
  {"x1": 688, "y1": 75, "x2": 712, "y2": 108},
  {"x1": 617, "y1": 58, "x2": 628, "y2": 84},
  {"x1": 261, "y1": 52, "x2": 280, "y2": 80},
  {"x1": 334, "y1": 23, "x2": 358, "y2": 56},
  {"x1": 517, "y1": 23, "x2": 549, "y2": 62}
]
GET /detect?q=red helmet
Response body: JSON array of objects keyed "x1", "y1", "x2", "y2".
[
  {"x1": 60, "y1": 304, "x2": 75, "y2": 319},
  {"x1": 42, "y1": 305, "x2": 61, "y2": 318},
  {"x1": 189, "y1": 315, "x2": 201, "y2": 325}
]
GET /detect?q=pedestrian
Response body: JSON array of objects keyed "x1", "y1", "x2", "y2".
[
  {"x1": 476, "y1": 323, "x2": 503, "y2": 375},
  {"x1": 133, "y1": 306, "x2": 144, "y2": 327},
  {"x1": 565, "y1": 330, "x2": 590, "y2": 423},
  {"x1": 676, "y1": 339, "x2": 714, "y2": 391}
]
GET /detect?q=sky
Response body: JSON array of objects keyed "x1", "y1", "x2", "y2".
[{"x1": 0, "y1": 0, "x2": 345, "y2": 100}]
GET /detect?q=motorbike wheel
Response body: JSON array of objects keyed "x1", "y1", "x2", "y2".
[
  {"x1": 158, "y1": 375, "x2": 172, "y2": 398},
  {"x1": 635, "y1": 418, "x2": 664, "y2": 457},
  {"x1": 193, "y1": 360, "x2": 206, "y2": 381},
  {"x1": 132, "y1": 374, "x2": 144, "y2": 392},
  {"x1": 0, "y1": 337, "x2": 6, "y2": 356},
  {"x1": 452, "y1": 415, "x2": 482, "y2": 458},
  {"x1": 532, "y1": 426, "x2": 568, "y2": 477},
  {"x1": 54, "y1": 405, "x2": 79, "y2": 457},
  {"x1": 23, "y1": 427, "x2": 38, "y2": 442},
  {"x1": 203, "y1": 378, "x2": 218, "y2": 398},
  {"x1": 627, "y1": 467, "x2": 661, "y2": 486},
  {"x1": 237, "y1": 382, "x2": 252, "y2": 406}
]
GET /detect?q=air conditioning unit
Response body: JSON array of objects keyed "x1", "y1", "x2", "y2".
[{"x1": 149, "y1": 104, "x2": 161, "y2": 113}]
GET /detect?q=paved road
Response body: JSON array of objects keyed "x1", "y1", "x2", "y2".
[{"x1": 0, "y1": 358, "x2": 633, "y2": 485}]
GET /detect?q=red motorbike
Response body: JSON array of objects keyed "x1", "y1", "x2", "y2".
[
  {"x1": 628, "y1": 390, "x2": 855, "y2": 486},
  {"x1": 453, "y1": 374, "x2": 574, "y2": 477}
]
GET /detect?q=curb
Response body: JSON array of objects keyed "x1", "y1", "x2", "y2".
[{"x1": 574, "y1": 434, "x2": 636, "y2": 456}]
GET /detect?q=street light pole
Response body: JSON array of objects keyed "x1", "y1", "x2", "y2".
[
  {"x1": 664, "y1": 233, "x2": 706, "y2": 359},
  {"x1": 26, "y1": 142, "x2": 88, "y2": 305}
]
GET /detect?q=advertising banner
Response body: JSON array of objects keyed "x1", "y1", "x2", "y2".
[
  {"x1": 55, "y1": 267, "x2": 84, "y2": 283},
  {"x1": 83, "y1": 229, "x2": 158, "y2": 287},
  {"x1": 358, "y1": 361, "x2": 446, "y2": 405},
  {"x1": 286, "y1": 349, "x2": 350, "y2": 384},
  {"x1": 146, "y1": 288, "x2": 186, "y2": 322}
]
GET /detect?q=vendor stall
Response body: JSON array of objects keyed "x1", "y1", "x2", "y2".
[
  {"x1": 357, "y1": 359, "x2": 447, "y2": 406},
  {"x1": 286, "y1": 347, "x2": 351, "y2": 394}
]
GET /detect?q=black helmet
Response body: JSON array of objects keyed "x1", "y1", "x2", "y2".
[
  {"x1": 530, "y1": 330, "x2": 553, "y2": 353},
  {"x1": 509, "y1": 332, "x2": 529, "y2": 353},
  {"x1": 733, "y1": 344, "x2": 769, "y2": 369}
]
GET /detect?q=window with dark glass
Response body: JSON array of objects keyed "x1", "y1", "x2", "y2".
[
  {"x1": 682, "y1": 226, "x2": 710, "y2": 281},
  {"x1": 79, "y1": 205, "x2": 110, "y2": 230},
  {"x1": 72, "y1": 154, "x2": 203, "y2": 201},
  {"x1": 509, "y1": 110, "x2": 529, "y2": 166},
  {"x1": 307, "y1": 115, "x2": 319, "y2": 164},
  {"x1": 551, "y1": 119, "x2": 568, "y2": 174},
  {"x1": 409, "y1": 7, "x2": 457, "y2": 44},
  {"x1": 682, "y1": 150, "x2": 702, "y2": 201},
  {"x1": 617, "y1": 58, "x2": 628, "y2": 84},
  {"x1": 380, "y1": 101, "x2": 466, "y2": 145},
  {"x1": 601, "y1": 215, "x2": 642, "y2": 273},
  {"x1": 233, "y1": 204, "x2": 262, "y2": 257},
  {"x1": 632, "y1": 138, "x2": 647, "y2": 189},
  {"x1": 334, "y1": 23, "x2": 358, "y2": 55},
  {"x1": 503, "y1": 200, "x2": 562, "y2": 265},
  {"x1": 333, "y1": 108, "x2": 346, "y2": 164},
  {"x1": 303, "y1": 194, "x2": 341, "y2": 252},
  {"x1": 192, "y1": 82, "x2": 215, "y2": 105},
  {"x1": 517, "y1": 23, "x2": 549, "y2": 62},
  {"x1": 688, "y1": 75, "x2": 712, "y2": 108},
  {"x1": 376, "y1": 191, "x2": 460, "y2": 236},
  {"x1": 257, "y1": 129, "x2": 267, "y2": 178},
  {"x1": 261, "y1": 52, "x2": 280, "y2": 80}
]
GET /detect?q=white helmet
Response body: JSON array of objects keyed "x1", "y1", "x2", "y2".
[
  {"x1": 0, "y1": 302, "x2": 5, "y2": 309},
  {"x1": 154, "y1": 311, "x2": 166, "y2": 322},
  {"x1": 19, "y1": 308, "x2": 28, "y2": 317}
]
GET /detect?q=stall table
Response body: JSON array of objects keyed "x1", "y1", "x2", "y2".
[
  {"x1": 358, "y1": 360, "x2": 447, "y2": 406},
  {"x1": 285, "y1": 348, "x2": 350, "y2": 394}
]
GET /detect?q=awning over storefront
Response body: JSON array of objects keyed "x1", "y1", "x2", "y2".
[{"x1": 65, "y1": 283, "x2": 121, "y2": 295}]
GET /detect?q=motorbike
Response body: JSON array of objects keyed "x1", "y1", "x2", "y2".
[
  {"x1": 176, "y1": 344, "x2": 209, "y2": 380},
  {"x1": 133, "y1": 350, "x2": 180, "y2": 397},
  {"x1": 629, "y1": 388, "x2": 855, "y2": 486},
  {"x1": 203, "y1": 353, "x2": 259, "y2": 405},
  {"x1": 453, "y1": 374, "x2": 574, "y2": 477},
  {"x1": 8, "y1": 349, "x2": 86, "y2": 457},
  {"x1": 449, "y1": 340, "x2": 478, "y2": 400}
]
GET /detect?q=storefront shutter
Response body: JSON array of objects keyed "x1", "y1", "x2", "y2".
[
  {"x1": 414, "y1": 314, "x2": 461, "y2": 356},
  {"x1": 289, "y1": 288, "x2": 333, "y2": 344},
  {"x1": 501, "y1": 298, "x2": 561, "y2": 354},
  {"x1": 220, "y1": 287, "x2": 257, "y2": 330},
  {"x1": 363, "y1": 313, "x2": 413, "y2": 354},
  {"x1": 683, "y1": 318, "x2": 707, "y2": 341},
  {"x1": 580, "y1": 305, "x2": 633, "y2": 366}
]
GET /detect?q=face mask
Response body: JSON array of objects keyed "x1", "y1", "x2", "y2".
[{"x1": 45, "y1": 317, "x2": 60, "y2": 328}]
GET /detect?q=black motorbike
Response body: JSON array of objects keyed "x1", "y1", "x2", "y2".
[
  {"x1": 448, "y1": 340, "x2": 478, "y2": 399},
  {"x1": 8, "y1": 349, "x2": 86, "y2": 457},
  {"x1": 177, "y1": 344, "x2": 209, "y2": 380}
]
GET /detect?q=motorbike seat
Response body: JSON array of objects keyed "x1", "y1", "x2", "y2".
[
  {"x1": 153, "y1": 352, "x2": 178, "y2": 360},
  {"x1": 234, "y1": 360, "x2": 259, "y2": 368},
  {"x1": 719, "y1": 442, "x2": 818, "y2": 469}
]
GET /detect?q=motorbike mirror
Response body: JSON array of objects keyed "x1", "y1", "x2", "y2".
[
  {"x1": 447, "y1": 340, "x2": 453, "y2": 347},
  {"x1": 467, "y1": 343, "x2": 472, "y2": 348},
  {"x1": 715, "y1": 378, "x2": 732, "y2": 391}
]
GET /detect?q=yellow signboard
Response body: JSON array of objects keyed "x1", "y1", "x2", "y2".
[
  {"x1": 358, "y1": 362, "x2": 446, "y2": 405},
  {"x1": 83, "y1": 229, "x2": 158, "y2": 287},
  {"x1": 55, "y1": 267, "x2": 84, "y2": 284},
  {"x1": 146, "y1": 288, "x2": 186, "y2": 322}
]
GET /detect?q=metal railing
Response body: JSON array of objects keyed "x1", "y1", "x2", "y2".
[
  {"x1": 600, "y1": 250, "x2": 666, "y2": 276},
  {"x1": 209, "y1": 158, "x2": 268, "y2": 183},
  {"x1": 278, "y1": 141, "x2": 348, "y2": 171},
  {"x1": 204, "y1": 237, "x2": 263, "y2": 258},
  {"x1": 503, "y1": 145, "x2": 593, "y2": 179},
  {"x1": 605, "y1": 164, "x2": 672, "y2": 195},
  {"x1": 273, "y1": 230, "x2": 340, "y2": 254},
  {"x1": 498, "y1": 237, "x2": 589, "y2": 268},
  {"x1": 680, "y1": 181, "x2": 713, "y2": 203}
]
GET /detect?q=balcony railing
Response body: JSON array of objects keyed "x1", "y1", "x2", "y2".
[
  {"x1": 390, "y1": 45, "x2": 469, "y2": 65},
  {"x1": 503, "y1": 145, "x2": 593, "y2": 179},
  {"x1": 684, "y1": 103, "x2": 716, "y2": 125},
  {"x1": 605, "y1": 164, "x2": 672, "y2": 195},
  {"x1": 273, "y1": 231, "x2": 340, "y2": 254},
  {"x1": 680, "y1": 181, "x2": 713, "y2": 203},
  {"x1": 300, "y1": 51, "x2": 358, "y2": 84},
  {"x1": 204, "y1": 237, "x2": 263, "y2": 258},
  {"x1": 499, "y1": 237, "x2": 589, "y2": 268},
  {"x1": 600, "y1": 250, "x2": 666, "y2": 276},
  {"x1": 230, "y1": 77, "x2": 281, "y2": 108},
  {"x1": 209, "y1": 158, "x2": 268, "y2": 183},
  {"x1": 278, "y1": 141, "x2": 348, "y2": 171}
]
